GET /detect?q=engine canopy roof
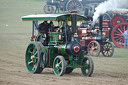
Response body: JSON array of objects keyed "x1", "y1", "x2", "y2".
[{"x1": 21, "y1": 13, "x2": 86, "y2": 21}]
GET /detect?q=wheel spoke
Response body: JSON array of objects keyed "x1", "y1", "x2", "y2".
[
  {"x1": 118, "y1": 28, "x2": 123, "y2": 34},
  {"x1": 28, "y1": 60, "x2": 33, "y2": 65},
  {"x1": 115, "y1": 29, "x2": 121, "y2": 34},
  {"x1": 32, "y1": 67, "x2": 35, "y2": 71},
  {"x1": 123, "y1": 25, "x2": 126, "y2": 33},
  {"x1": 114, "y1": 36, "x2": 120, "y2": 39},
  {"x1": 115, "y1": 37, "x2": 122, "y2": 42},
  {"x1": 33, "y1": 51, "x2": 38, "y2": 56},
  {"x1": 42, "y1": 54, "x2": 45, "y2": 64},
  {"x1": 84, "y1": 63, "x2": 89, "y2": 68},
  {"x1": 114, "y1": 33, "x2": 121, "y2": 36},
  {"x1": 58, "y1": 61, "x2": 62, "y2": 65},
  {"x1": 28, "y1": 47, "x2": 33, "y2": 54},
  {"x1": 34, "y1": 57, "x2": 37, "y2": 63}
]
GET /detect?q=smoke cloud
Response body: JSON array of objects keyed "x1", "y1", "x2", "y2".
[{"x1": 93, "y1": 0, "x2": 128, "y2": 24}]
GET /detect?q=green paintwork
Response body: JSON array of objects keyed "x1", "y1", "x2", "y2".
[
  {"x1": 54, "y1": 44, "x2": 66, "y2": 55},
  {"x1": 69, "y1": 55, "x2": 73, "y2": 61},
  {"x1": 25, "y1": 44, "x2": 36, "y2": 73},
  {"x1": 49, "y1": 48, "x2": 58, "y2": 67},
  {"x1": 40, "y1": 46, "x2": 57, "y2": 67},
  {"x1": 48, "y1": 32, "x2": 59, "y2": 45},
  {"x1": 66, "y1": 51, "x2": 84, "y2": 69},
  {"x1": 23, "y1": 11, "x2": 94, "y2": 76},
  {"x1": 53, "y1": 57, "x2": 62, "y2": 74},
  {"x1": 25, "y1": 43, "x2": 41, "y2": 73},
  {"x1": 81, "y1": 57, "x2": 92, "y2": 76},
  {"x1": 21, "y1": 14, "x2": 86, "y2": 21},
  {"x1": 76, "y1": 51, "x2": 85, "y2": 65}
]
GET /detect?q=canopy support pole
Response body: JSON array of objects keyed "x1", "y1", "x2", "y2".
[{"x1": 32, "y1": 21, "x2": 35, "y2": 36}]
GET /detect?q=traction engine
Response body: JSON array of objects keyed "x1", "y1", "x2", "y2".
[{"x1": 78, "y1": 15, "x2": 114, "y2": 57}]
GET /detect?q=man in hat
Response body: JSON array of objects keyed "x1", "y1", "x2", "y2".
[{"x1": 123, "y1": 29, "x2": 128, "y2": 48}]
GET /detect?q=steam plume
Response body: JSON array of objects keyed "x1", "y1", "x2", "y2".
[{"x1": 93, "y1": 0, "x2": 128, "y2": 24}]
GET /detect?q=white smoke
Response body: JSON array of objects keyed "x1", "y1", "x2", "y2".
[{"x1": 93, "y1": 0, "x2": 128, "y2": 24}]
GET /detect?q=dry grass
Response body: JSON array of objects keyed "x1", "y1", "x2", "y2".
[{"x1": 0, "y1": 0, "x2": 128, "y2": 85}]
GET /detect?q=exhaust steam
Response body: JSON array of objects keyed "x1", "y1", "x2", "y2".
[{"x1": 93, "y1": 0, "x2": 128, "y2": 25}]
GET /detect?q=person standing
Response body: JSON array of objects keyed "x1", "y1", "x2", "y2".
[
  {"x1": 123, "y1": 29, "x2": 128, "y2": 48},
  {"x1": 55, "y1": 0, "x2": 60, "y2": 14}
]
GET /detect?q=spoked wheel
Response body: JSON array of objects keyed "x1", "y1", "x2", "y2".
[
  {"x1": 43, "y1": 5, "x2": 54, "y2": 14},
  {"x1": 53, "y1": 56, "x2": 66, "y2": 76},
  {"x1": 88, "y1": 41, "x2": 101, "y2": 57},
  {"x1": 66, "y1": 0, "x2": 83, "y2": 13},
  {"x1": 81, "y1": 56, "x2": 94, "y2": 76},
  {"x1": 25, "y1": 42, "x2": 45, "y2": 73},
  {"x1": 111, "y1": 15, "x2": 126, "y2": 28},
  {"x1": 101, "y1": 41, "x2": 114, "y2": 57},
  {"x1": 65, "y1": 67, "x2": 73, "y2": 74},
  {"x1": 112, "y1": 23, "x2": 128, "y2": 48}
]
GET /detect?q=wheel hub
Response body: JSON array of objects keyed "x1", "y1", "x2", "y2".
[
  {"x1": 31, "y1": 55, "x2": 35, "y2": 59},
  {"x1": 56, "y1": 64, "x2": 59, "y2": 68},
  {"x1": 105, "y1": 48, "x2": 110, "y2": 51},
  {"x1": 117, "y1": 20, "x2": 121, "y2": 24}
]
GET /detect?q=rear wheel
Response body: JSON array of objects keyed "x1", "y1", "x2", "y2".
[
  {"x1": 81, "y1": 56, "x2": 94, "y2": 76},
  {"x1": 111, "y1": 15, "x2": 126, "y2": 28},
  {"x1": 53, "y1": 56, "x2": 66, "y2": 76},
  {"x1": 25, "y1": 42, "x2": 44, "y2": 73},
  {"x1": 112, "y1": 23, "x2": 128, "y2": 48},
  {"x1": 66, "y1": 0, "x2": 83, "y2": 13}
]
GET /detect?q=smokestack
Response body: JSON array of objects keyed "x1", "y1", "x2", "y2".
[
  {"x1": 99, "y1": 15, "x2": 103, "y2": 35},
  {"x1": 71, "y1": 11, "x2": 77, "y2": 34}
]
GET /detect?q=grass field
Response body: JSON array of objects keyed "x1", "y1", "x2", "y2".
[{"x1": 0, "y1": 0, "x2": 128, "y2": 85}]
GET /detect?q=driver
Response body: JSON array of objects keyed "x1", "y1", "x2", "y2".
[
  {"x1": 37, "y1": 20, "x2": 50, "y2": 33},
  {"x1": 37, "y1": 21, "x2": 50, "y2": 45}
]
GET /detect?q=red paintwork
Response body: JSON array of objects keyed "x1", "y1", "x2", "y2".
[
  {"x1": 112, "y1": 23, "x2": 128, "y2": 48},
  {"x1": 111, "y1": 15, "x2": 126, "y2": 28},
  {"x1": 73, "y1": 46, "x2": 80, "y2": 53},
  {"x1": 103, "y1": 20, "x2": 110, "y2": 28},
  {"x1": 78, "y1": 28, "x2": 91, "y2": 38},
  {"x1": 80, "y1": 40, "x2": 85, "y2": 46},
  {"x1": 31, "y1": 35, "x2": 36, "y2": 39},
  {"x1": 78, "y1": 20, "x2": 111, "y2": 48}
]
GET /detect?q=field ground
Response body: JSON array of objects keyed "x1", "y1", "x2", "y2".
[{"x1": 0, "y1": 0, "x2": 128, "y2": 85}]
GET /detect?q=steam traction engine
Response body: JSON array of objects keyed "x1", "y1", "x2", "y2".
[
  {"x1": 43, "y1": 0, "x2": 83, "y2": 14},
  {"x1": 78, "y1": 15, "x2": 114, "y2": 57},
  {"x1": 102, "y1": 10, "x2": 128, "y2": 48},
  {"x1": 43, "y1": 0, "x2": 107, "y2": 14},
  {"x1": 110, "y1": 10, "x2": 128, "y2": 48},
  {"x1": 22, "y1": 12, "x2": 94, "y2": 76}
]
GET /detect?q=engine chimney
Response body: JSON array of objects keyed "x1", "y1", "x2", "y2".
[
  {"x1": 71, "y1": 11, "x2": 77, "y2": 34},
  {"x1": 99, "y1": 15, "x2": 103, "y2": 35}
]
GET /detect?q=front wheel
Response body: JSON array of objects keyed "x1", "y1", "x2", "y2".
[
  {"x1": 53, "y1": 56, "x2": 66, "y2": 76},
  {"x1": 81, "y1": 56, "x2": 94, "y2": 76}
]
